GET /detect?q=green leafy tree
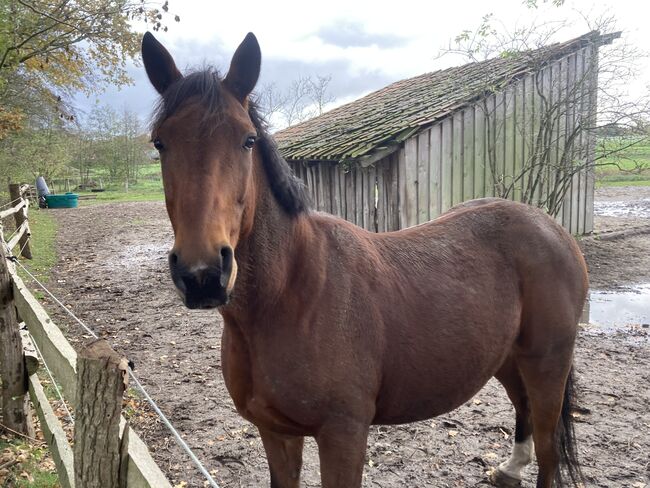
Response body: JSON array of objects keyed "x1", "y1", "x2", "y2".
[
  {"x1": 0, "y1": 115, "x2": 73, "y2": 182},
  {"x1": 0, "y1": 0, "x2": 178, "y2": 138}
]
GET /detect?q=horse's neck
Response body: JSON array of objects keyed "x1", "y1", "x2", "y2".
[{"x1": 224, "y1": 163, "x2": 306, "y2": 318}]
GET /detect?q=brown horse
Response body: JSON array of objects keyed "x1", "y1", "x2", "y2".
[{"x1": 142, "y1": 31, "x2": 588, "y2": 488}]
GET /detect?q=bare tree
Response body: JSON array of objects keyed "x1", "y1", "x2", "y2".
[
  {"x1": 443, "y1": 13, "x2": 649, "y2": 218},
  {"x1": 255, "y1": 75, "x2": 336, "y2": 131},
  {"x1": 281, "y1": 76, "x2": 313, "y2": 127},
  {"x1": 256, "y1": 82, "x2": 287, "y2": 126},
  {"x1": 307, "y1": 75, "x2": 335, "y2": 116}
]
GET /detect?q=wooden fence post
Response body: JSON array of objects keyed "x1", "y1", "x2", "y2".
[
  {"x1": 0, "y1": 244, "x2": 35, "y2": 436},
  {"x1": 74, "y1": 339, "x2": 130, "y2": 488},
  {"x1": 8, "y1": 183, "x2": 32, "y2": 259}
]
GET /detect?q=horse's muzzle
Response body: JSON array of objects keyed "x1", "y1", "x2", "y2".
[{"x1": 168, "y1": 247, "x2": 234, "y2": 309}]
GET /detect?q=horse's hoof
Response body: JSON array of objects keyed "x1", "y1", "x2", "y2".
[{"x1": 487, "y1": 467, "x2": 522, "y2": 487}]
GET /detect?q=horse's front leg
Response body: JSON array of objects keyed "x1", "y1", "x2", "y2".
[
  {"x1": 316, "y1": 419, "x2": 371, "y2": 488},
  {"x1": 259, "y1": 428, "x2": 304, "y2": 488}
]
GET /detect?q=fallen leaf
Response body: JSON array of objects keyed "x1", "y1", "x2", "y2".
[{"x1": 484, "y1": 452, "x2": 499, "y2": 461}]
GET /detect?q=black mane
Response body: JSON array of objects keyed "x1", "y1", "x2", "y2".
[
  {"x1": 151, "y1": 68, "x2": 310, "y2": 216},
  {"x1": 152, "y1": 69, "x2": 225, "y2": 131},
  {"x1": 247, "y1": 102, "x2": 311, "y2": 216}
]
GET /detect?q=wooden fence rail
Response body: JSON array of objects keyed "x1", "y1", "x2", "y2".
[{"x1": 0, "y1": 183, "x2": 172, "y2": 488}]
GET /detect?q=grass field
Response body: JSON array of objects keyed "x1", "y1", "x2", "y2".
[
  {"x1": 20, "y1": 209, "x2": 58, "y2": 281},
  {"x1": 595, "y1": 137, "x2": 650, "y2": 186},
  {"x1": 77, "y1": 164, "x2": 164, "y2": 204},
  {"x1": 77, "y1": 187, "x2": 165, "y2": 205}
]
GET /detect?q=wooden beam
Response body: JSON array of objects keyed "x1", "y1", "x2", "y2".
[
  {"x1": 11, "y1": 270, "x2": 79, "y2": 406},
  {"x1": 119, "y1": 418, "x2": 172, "y2": 488},
  {"x1": 19, "y1": 325, "x2": 39, "y2": 375},
  {"x1": 0, "y1": 199, "x2": 26, "y2": 220},
  {"x1": 404, "y1": 137, "x2": 418, "y2": 227},
  {"x1": 27, "y1": 369, "x2": 75, "y2": 488},
  {"x1": 429, "y1": 123, "x2": 442, "y2": 218},
  {"x1": 358, "y1": 145, "x2": 400, "y2": 168},
  {"x1": 6, "y1": 220, "x2": 29, "y2": 252},
  {"x1": 8, "y1": 184, "x2": 31, "y2": 259},
  {"x1": 417, "y1": 130, "x2": 430, "y2": 224}
]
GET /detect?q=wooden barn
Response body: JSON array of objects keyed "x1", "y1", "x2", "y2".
[{"x1": 275, "y1": 31, "x2": 619, "y2": 235}]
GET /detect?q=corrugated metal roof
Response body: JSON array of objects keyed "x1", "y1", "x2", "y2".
[{"x1": 275, "y1": 31, "x2": 619, "y2": 162}]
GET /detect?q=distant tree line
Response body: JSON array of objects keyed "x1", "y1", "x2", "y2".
[{"x1": 0, "y1": 104, "x2": 153, "y2": 190}]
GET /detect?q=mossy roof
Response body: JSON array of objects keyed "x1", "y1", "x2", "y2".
[{"x1": 275, "y1": 31, "x2": 618, "y2": 163}]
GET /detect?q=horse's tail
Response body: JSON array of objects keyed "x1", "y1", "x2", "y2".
[{"x1": 557, "y1": 367, "x2": 584, "y2": 487}]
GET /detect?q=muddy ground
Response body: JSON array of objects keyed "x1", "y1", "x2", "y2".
[{"x1": 37, "y1": 187, "x2": 649, "y2": 487}]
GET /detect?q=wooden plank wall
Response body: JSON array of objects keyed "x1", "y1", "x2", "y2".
[
  {"x1": 289, "y1": 161, "x2": 380, "y2": 232},
  {"x1": 289, "y1": 47, "x2": 597, "y2": 235}
]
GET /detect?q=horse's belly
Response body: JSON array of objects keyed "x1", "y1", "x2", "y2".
[
  {"x1": 372, "y1": 371, "x2": 492, "y2": 425},
  {"x1": 372, "y1": 320, "x2": 517, "y2": 424}
]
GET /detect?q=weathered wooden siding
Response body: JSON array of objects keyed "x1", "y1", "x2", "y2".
[
  {"x1": 288, "y1": 161, "x2": 380, "y2": 232},
  {"x1": 289, "y1": 47, "x2": 597, "y2": 235}
]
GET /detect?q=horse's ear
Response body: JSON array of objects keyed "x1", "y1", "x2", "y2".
[
  {"x1": 141, "y1": 32, "x2": 182, "y2": 94},
  {"x1": 224, "y1": 33, "x2": 261, "y2": 103}
]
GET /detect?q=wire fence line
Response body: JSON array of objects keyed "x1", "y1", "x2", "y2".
[
  {"x1": 7, "y1": 243, "x2": 221, "y2": 488},
  {"x1": 0, "y1": 196, "x2": 21, "y2": 210}
]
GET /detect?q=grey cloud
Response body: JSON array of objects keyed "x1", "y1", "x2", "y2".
[
  {"x1": 74, "y1": 36, "x2": 399, "y2": 126},
  {"x1": 314, "y1": 20, "x2": 408, "y2": 49},
  {"x1": 257, "y1": 57, "x2": 396, "y2": 103},
  {"x1": 73, "y1": 62, "x2": 158, "y2": 125},
  {"x1": 74, "y1": 36, "x2": 231, "y2": 124}
]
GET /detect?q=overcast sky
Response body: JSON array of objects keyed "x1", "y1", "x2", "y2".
[{"x1": 75, "y1": 0, "x2": 650, "y2": 128}]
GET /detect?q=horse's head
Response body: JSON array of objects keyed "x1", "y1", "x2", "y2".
[{"x1": 142, "y1": 32, "x2": 261, "y2": 309}]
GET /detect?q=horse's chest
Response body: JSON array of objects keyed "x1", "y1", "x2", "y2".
[{"x1": 221, "y1": 324, "x2": 314, "y2": 436}]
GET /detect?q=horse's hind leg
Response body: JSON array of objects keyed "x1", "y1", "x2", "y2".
[
  {"x1": 517, "y1": 351, "x2": 574, "y2": 488},
  {"x1": 259, "y1": 428, "x2": 304, "y2": 488},
  {"x1": 492, "y1": 356, "x2": 534, "y2": 487}
]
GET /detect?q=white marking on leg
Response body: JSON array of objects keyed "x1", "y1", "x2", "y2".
[{"x1": 498, "y1": 436, "x2": 534, "y2": 480}]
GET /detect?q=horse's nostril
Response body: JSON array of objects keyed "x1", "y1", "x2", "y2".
[
  {"x1": 169, "y1": 252, "x2": 178, "y2": 265},
  {"x1": 220, "y1": 246, "x2": 231, "y2": 260},
  {"x1": 219, "y1": 246, "x2": 234, "y2": 277}
]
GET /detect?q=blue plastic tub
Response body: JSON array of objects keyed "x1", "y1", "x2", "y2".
[{"x1": 46, "y1": 193, "x2": 78, "y2": 208}]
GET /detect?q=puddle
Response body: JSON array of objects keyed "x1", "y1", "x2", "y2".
[
  {"x1": 581, "y1": 283, "x2": 650, "y2": 335},
  {"x1": 593, "y1": 198, "x2": 650, "y2": 218},
  {"x1": 116, "y1": 243, "x2": 170, "y2": 266}
]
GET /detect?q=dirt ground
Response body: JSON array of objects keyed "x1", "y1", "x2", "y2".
[{"x1": 37, "y1": 186, "x2": 649, "y2": 488}]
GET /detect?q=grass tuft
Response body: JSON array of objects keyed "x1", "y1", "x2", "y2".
[
  {"x1": 0, "y1": 438, "x2": 58, "y2": 487},
  {"x1": 17, "y1": 208, "x2": 58, "y2": 282}
]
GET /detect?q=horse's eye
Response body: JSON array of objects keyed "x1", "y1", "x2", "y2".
[
  {"x1": 243, "y1": 135, "x2": 257, "y2": 150},
  {"x1": 152, "y1": 138, "x2": 164, "y2": 151}
]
